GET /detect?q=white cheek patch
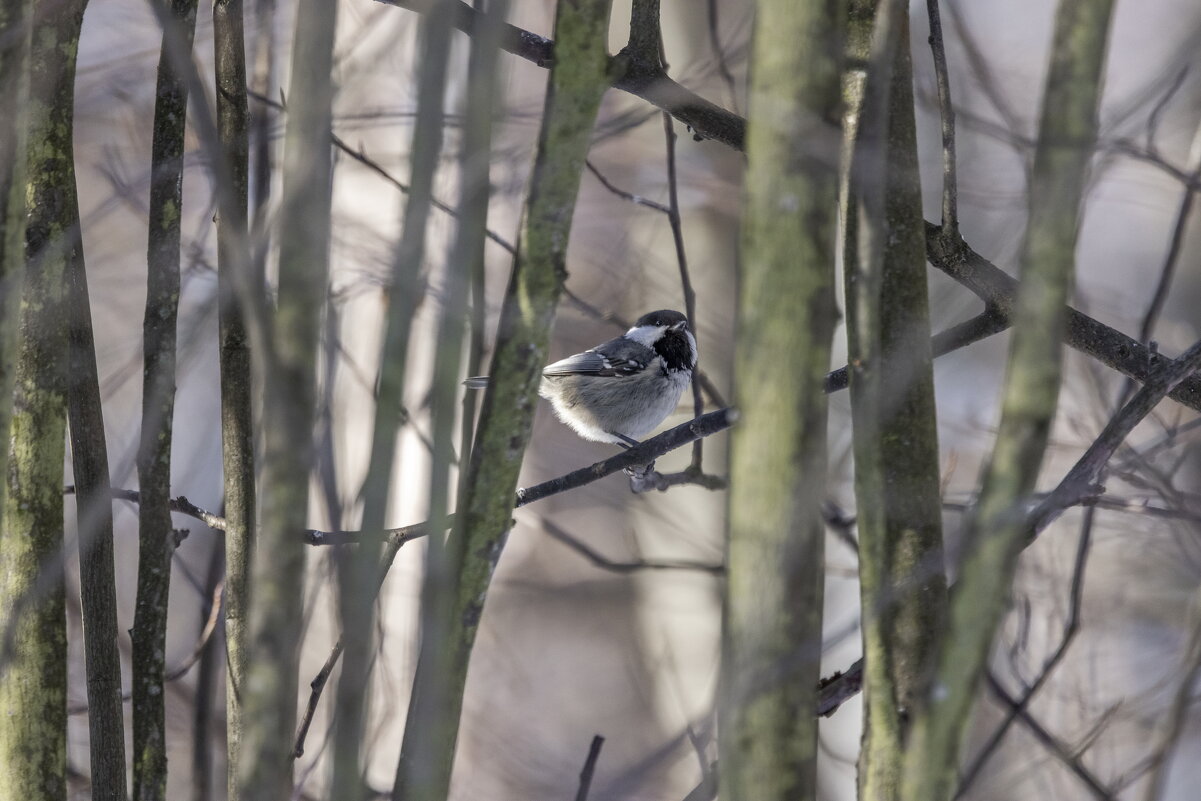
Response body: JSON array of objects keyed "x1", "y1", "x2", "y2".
[{"x1": 624, "y1": 324, "x2": 664, "y2": 348}]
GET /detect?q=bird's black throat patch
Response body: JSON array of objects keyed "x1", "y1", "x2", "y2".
[{"x1": 655, "y1": 331, "x2": 693, "y2": 373}]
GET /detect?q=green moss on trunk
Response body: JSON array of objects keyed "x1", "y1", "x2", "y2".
[
  {"x1": 0, "y1": 1, "x2": 88, "y2": 798},
  {"x1": 720, "y1": 2, "x2": 845, "y2": 800},
  {"x1": 391, "y1": 2, "x2": 613, "y2": 799},
  {"x1": 842, "y1": 9, "x2": 947, "y2": 801},
  {"x1": 900, "y1": 3, "x2": 1116, "y2": 800}
]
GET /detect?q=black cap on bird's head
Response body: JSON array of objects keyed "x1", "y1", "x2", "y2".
[
  {"x1": 634, "y1": 309, "x2": 689, "y2": 330},
  {"x1": 626, "y1": 309, "x2": 695, "y2": 372}
]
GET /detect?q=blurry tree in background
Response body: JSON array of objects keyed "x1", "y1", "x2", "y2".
[{"x1": 0, "y1": 1, "x2": 1200, "y2": 801}]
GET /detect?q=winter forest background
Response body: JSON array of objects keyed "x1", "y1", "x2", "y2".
[{"x1": 1, "y1": 1, "x2": 1200, "y2": 800}]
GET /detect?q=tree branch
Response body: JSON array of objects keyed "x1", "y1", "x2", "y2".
[{"x1": 377, "y1": 0, "x2": 746, "y2": 149}]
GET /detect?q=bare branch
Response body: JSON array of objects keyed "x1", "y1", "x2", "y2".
[
  {"x1": 574, "y1": 735, "x2": 606, "y2": 801},
  {"x1": 926, "y1": 0, "x2": 959, "y2": 233}
]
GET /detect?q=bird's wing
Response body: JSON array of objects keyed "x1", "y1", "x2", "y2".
[{"x1": 542, "y1": 337, "x2": 653, "y2": 378}]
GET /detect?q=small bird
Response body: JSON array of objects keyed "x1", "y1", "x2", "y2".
[{"x1": 466, "y1": 309, "x2": 697, "y2": 447}]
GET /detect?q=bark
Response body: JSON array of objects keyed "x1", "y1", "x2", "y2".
[
  {"x1": 391, "y1": 1, "x2": 613, "y2": 799},
  {"x1": 0, "y1": 0, "x2": 88, "y2": 797},
  {"x1": 235, "y1": 0, "x2": 338, "y2": 797},
  {"x1": 331, "y1": 2, "x2": 453, "y2": 799},
  {"x1": 132, "y1": 2, "x2": 200, "y2": 798},
  {"x1": 213, "y1": 2, "x2": 254, "y2": 798},
  {"x1": 0, "y1": 0, "x2": 33, "y2": 508},
  {"x1": 841, "y1": 6, "x2": 947, "y2": 800},
  {"x1": 900, "y1": 3, "x2": 1117, "y2": 800},
  {"x1": 719, "y1": 1, "x2": 844, "y2": 800},
  {"x1": 66, "y1": 194, "x2": 128, "y2": 801}
]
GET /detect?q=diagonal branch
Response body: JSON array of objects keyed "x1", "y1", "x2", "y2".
[{"x1": 377, "y1": 0, "x2": 746, "y2": 149}]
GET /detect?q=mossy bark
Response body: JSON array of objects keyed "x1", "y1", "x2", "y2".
[
  {"x1": 841, "y1": 7, "x2": 947, "y2": 801},
  {"x1": 900, "y1": 3, "x2": 1116, "y2": 800},
  {"x1": 0, "y1": 0, "x2": 33, "y2": 509},
  {"x1": 720, "y1": 2, "x2": 845, "y2": 800},
  {"x1": 235, "y1": 0, "x2": 337, "y2": 798},
  {"x1": 391, "y1": 2, "x2": 613, "y2": 799},
  {"x1": 0, "y1": 1, "x2": 88, "y2": 798},
  {"x1": 213, "y1": 2, "x2": 254, "y2": 798},
  {"x1": 132, "y1": 2, "x2": 199, "y2": 798}
]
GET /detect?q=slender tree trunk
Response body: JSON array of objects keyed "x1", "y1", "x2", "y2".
[
  {"x1": 236, "y1": 0, "x2": 338, "y2": 797},
  {"x1": 132, "y1": 2, "x2": 200, "y2": 798},
  {"x1": 191, "y1": 542, "x2": 225, "y2": 801},
  {"x1": 213, "y1": 3, "x2": 254, "y2": 799},
  {"x1": 66, "y1": 198, "x2": 128, "y2": 801},
  {"x1": 391, "y1": 2, "x2": 613, "y2": 799},
  {"x1": 0, "y1": 0, "x2": 88, "y2": 797},
  {"x1": 331, "y1": 2, "x2": 453, "y2": 797},
  {"x1": 900, "y1": 2, "x2": 1116, "y2": 800},
  {"x1": 842, "y1": 6, "x2": 947, "y2": 800},
  {"x1": 719, "y1": 2, "x2": 844, "y2": 800}
]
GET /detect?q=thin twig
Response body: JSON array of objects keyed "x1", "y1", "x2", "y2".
[
  {"x1": 704, "y1": 0, "x2": 739, "y2": 113},
  {"x1": 985, "y1": 673, "x2": 1117, "y2": 801},
  {"x1": 247, "y1": 88, "x2": 518, "y2": 255},
  {"x1": 584, "y1": 160, "x2": 670, "y2": 213},
  {"x1": 1032, "y1": 336, "x2": 1201, "y2": 531},
  {"x1": 542, "y1": 520, "x2": 723, "y2": 575},
  {"x1": 926, "y1": 0, "x2": 958, "y2": 232},
  {"x1": 661, "y1": 112, "x2": 704, "y2": 469},
  {"x1": 955, "y1": 507, "x2": 1096, "y2": 798},
  {"x1": 574, "y1": 735, "x2": 605, "y2": 801}
]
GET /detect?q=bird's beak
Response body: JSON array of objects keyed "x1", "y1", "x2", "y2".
[{"x1": 671, "y1": 320, "x2": 688, "y2": 332}]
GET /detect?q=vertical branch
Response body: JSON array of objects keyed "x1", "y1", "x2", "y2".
[
  {"x1": 191, "y1": 542, "x2": 225, "y2": 801},
  {"x1": 721, "y1": 2, "x2": 844, "y2": 800},
  {"x1": 0, "y1": 0, "x2": 88, "y2": 797},
  {"x1": 392, "y1": 1, "x2": 614, "y2": 798},
  {"x1": 237, "y1": 0, "x2": 338, "y2": 799},
  {"x1": 626, "y1": 0, "x2": 661, "y2": 66},
  {"x1": 901, "y1": 2, "x2": 1117, "y2": 800},
  {"x1": 660, "y1": 113, "x2": 704, "y2": 468},
  {"x1": 213, "y1": 0, "x2": 254, "y2": 798},
  {"x1": 0, "y1": 0, "x2": 33, "y2": 507},
  {"x1": 428, "y1": 0, "x2": 508, "y2": 613},
  {"x1": 133, "y1": 1, "x2": 200, "y2": 798},
  {"x1": 843, "y1": 5, "x2": 948, "y2": 800},
  {"x1": 926, "y1": 0, "x2": 958, "y2": 233},
  {"x1": 330, "y1": 2, "x2": 454, "y2": 799},
  {"x1": 66, "y1": 185, "x2": 128, "y2": 800}
]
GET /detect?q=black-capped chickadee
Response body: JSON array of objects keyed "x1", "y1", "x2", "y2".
[{"x1": 466, "y1": 309, "x2": 697, "y2": 447}]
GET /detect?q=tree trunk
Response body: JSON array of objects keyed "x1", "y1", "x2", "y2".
[
  {"x1": 841, "y1": 5, "x2": 948, "y2": 799},
  {"x1": 213, "y1": 2, "x2": 255, "y2": 798},
  {"x1": 720, "y1": 2, "x2": 845, "y2": 800},
  {"x1": 235, "y1": 0, "x2": 338, "y2": 797},
  {"x1": 391, "y1": 1, "x2": 614, "y2": 798},
  {"x1": 901, "y1": 2, "x2": 1117, "y2": 800},
  {"x1": 132, "y1": 2, "x2": 200, "y2": 798},
  {"x1": 0, "y1": 0, "x2": 88, "y2": 797}
]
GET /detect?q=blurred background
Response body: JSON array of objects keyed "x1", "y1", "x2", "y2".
[{"x1": 61, "y1": 0, "x2": 1201, "y2": 798}]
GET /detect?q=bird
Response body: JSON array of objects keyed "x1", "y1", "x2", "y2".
[{"x1": 465, "y1": 309, "x2": 697, "y2": 447}]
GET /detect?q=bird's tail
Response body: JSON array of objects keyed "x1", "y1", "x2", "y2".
[{"x1": 463, "y1": 376, "x2": 490, "y2": 389}]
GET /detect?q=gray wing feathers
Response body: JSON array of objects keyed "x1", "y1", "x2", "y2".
[{"x1": 542, "y1": 337, "x2": 653, "y2": 378}]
